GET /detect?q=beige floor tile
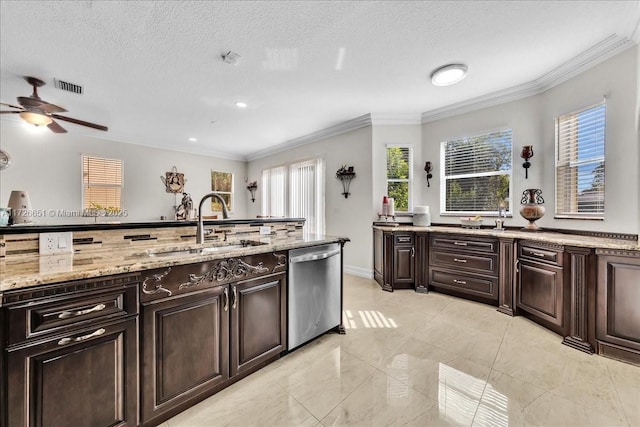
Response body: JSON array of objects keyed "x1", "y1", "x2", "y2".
[
  {"x1": 604, "y1": 357, "x2": 640, "y2": 426},
  {"x1": 320, "y1": 370, "x2": 437, "y2": 426},
  {"x1": 436, "y1": 298, "x2": 513, "y2": 338}
]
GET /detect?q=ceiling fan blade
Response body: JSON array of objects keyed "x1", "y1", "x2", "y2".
[
  {"x1": 1, "y1": 102, "x2": 24, "y2": 110},
  {"x1": 38, "y1": 103, "x2": 67, "y2": 113},
  {"x1": 0, "y1": 110, "x2": 21, "y2": 115},
  {"x1": 47, "y1": 120, "x2": 67, "y2": 133},
  {"x1": 51, "y1": 114, "x2": 108, "y2": 131},
  {"x1": 17, "y1": 97, "x2": 67, "y2": 113}
]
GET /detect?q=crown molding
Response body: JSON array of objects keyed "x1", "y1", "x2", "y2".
[
  {"x1": 369, "y1": 112, "x2": 422, "y2": 125},
  {"x1": 422, "y1": 34, "x2": 636, "y2": 124},
  {"x1": 245, "y1": 114, "x2": 373, "y2": 161}
]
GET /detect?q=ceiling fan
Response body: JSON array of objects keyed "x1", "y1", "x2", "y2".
[{"x1": 0, "y1": 76, "x2": 108, "y2": 133}]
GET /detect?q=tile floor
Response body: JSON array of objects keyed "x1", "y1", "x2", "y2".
[{"x1": 163, "y1": 274, "x2": 639, "y2": 426}]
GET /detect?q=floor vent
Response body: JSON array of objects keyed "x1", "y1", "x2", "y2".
[{"x1": 54, "y1": 78, "x2": 83, "y2": 95}]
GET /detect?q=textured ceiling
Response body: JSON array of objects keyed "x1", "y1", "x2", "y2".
[{"x1": 1, "y1": 1, "x2": 639, "y2": 160}]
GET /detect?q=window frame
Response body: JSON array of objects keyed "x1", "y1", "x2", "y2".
[
  {"x1": 385, "y1": 144, "x2": 413, "y2": 213},
  {"x1": 81, "y1": 154, "x2": 123, "y2": 212},
  {"x1": 439, "y1": 129, "x2": 513, "y2": 216},
  {"x1": 554, "y1": 102, "x2": 606, "y2": 220},
  {"x1": 211, "y1": 170, "x2": 234, "y2": 212}
]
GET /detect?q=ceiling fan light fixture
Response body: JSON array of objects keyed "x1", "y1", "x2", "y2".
[
  {"x1": 430, "y1": 63, "x2": 468, "y2": 86},
  {"x1": 19, "y1": 111, "x2": 52, "y2": 126}
]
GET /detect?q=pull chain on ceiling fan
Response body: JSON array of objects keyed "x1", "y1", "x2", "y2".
[{"x1": 0, "y1": 76, "x2": 108, "y2": 133}]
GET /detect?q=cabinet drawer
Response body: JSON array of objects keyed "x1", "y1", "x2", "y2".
[
  {"x1": 430, "y1": 235, "x2": 497, "y2": 253},
  {"x1": 6, "y1": 283, "x2": 138, "y2": 346},
  {"x1": 430, "y1": 250, "x2": 498, "y2": 275},
  {"x1": 429, "y1": 269, "x2": 498, "y2": 299},
  {"x1": 394, "y1": 234, "x2": 414, "y2": 245},
  {"x1": 519, "y1": 243, "x2": 563, "y2": 266}
]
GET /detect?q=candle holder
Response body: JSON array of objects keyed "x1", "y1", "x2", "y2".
[
  {"x1": 521, "y1": 145, "x2": 533, "y2": 179},
  {"x1": 246, "y1": 181, "x2": 258, "y2": 203},
  {"x1": 424, "y1": 161, "x2": 433, "y2": 187}
]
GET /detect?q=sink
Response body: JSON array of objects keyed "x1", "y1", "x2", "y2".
[{"x1": 147, "y1": 240, "x2": 266, "y2": 257}]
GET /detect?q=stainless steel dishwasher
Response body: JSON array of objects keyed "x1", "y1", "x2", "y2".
[{"x1": 288, "y1": 243, "x2": 342, "y2": 350}]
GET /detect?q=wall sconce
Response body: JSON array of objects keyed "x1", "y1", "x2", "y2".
[
  {"x1": 424, "y1": 161, "x2": 433, "y2": 187},
  {"x1": 246, "y1": 181, "x2": 258, "y2": 203},
  {"x1": 336, "y1": 165, "x2": 356, "y2": 198},
  {"x1": 521, "y1": 145, "x2": 533, "y2": 179}
]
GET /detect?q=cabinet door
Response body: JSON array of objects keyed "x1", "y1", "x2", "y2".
[
  {"x1": 597, "y1": 254, "x2": 640, "y2": 361},
  {"x1": 230, "y1": 273, "x2": 286, "y2": 377},
  {"x1": 141, "y1": 286, "x2": 229, "y2": 424},
  {"x1": 6, "y1": 318, "x2": 138, "y2": 427},
  {"x1": 518, "y1": 261, "x2": 568, "y2": 336},
  {"x1": 374, "y1": 229, "x2": 384, "y2": 281},
  {"x1": 393, "y1": 246, "x2": 415, "y2": 287}
]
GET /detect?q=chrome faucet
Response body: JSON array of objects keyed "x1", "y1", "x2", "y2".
[
  {"x1": 495, "y1": 203, "x2": 506, "y2": 230},
  {"x1": 196, "y1": 192, "x2": 230, "y2": 244}
]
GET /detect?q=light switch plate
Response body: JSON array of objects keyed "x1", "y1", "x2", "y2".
[{"x1": 39, "y1": 232, "x2": 73, "y2": 255}]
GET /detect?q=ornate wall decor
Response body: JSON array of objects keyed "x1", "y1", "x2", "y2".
[
  {"x1": 142, "y1": 268, "x2": 173, "y2": 296},
  {"x1": 179, "y1": 258, "x2": 269, "y2": 290},
  {"x1": 161, "y1": 166, "x2": 186, "y2": 194}
]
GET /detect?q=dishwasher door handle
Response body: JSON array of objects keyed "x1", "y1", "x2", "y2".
[{"x1": 290, "y1": 248, "x2": 341, "y2": 263}]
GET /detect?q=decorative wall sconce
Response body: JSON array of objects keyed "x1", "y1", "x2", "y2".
[
  {"x1": 521, "y1": 145, "x2": 533, "y2": 179},
  {"x1": 424, "y1": 161, "x2": 433, "y2": 187},
  {"x1": 246, "y1": 181, "x2": 258, "y2": 203},
  {"x1": 336, "y1": 165, "x2": 356, "y2": 198}
]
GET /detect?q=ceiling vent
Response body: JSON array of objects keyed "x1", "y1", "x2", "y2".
[{"x1": 54, "y1": 78, "x2": 83, "y2": 95}]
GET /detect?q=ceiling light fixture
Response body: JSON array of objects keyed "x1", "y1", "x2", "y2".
[
  {"x1": 188, "y1": 137, "x2": 197, "y2": 142},
  {"x1": 19, "y1": 111, "x2": 52, "y2": 126},
  {"x1": 235, "y1": 101, "x2": 247, "y2": 109},
  {"x1": 222, "y1": 51, "x2": 241, "y2": 65},
  {"x1": 430, "y1": 63, "x2": 468, "y2": 86}
]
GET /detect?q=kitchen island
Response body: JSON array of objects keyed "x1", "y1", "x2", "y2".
[{"x1": 0, "y1": 219, "x2": 348, "y2": 427}]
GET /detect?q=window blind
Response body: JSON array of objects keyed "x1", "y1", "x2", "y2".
[
  {"x1": 555, "y1": 102, "x2": 605, "y2": 218},
  {"x1": 440, "y1": 130, "x2": 512, "y2": 214},
  {"x1": 82, "y1": 155, "x2": 123, "y2": 210},
  {"x1": 262, "y1": 166, "x2": 287, "y2": 218},
  {"x1": 386, "y1": 146, "x2": 412, "y2": 212}
]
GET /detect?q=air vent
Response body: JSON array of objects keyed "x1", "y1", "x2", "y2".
[{"x1": 54, "y1": 78, "x2": 83, "y2": 95}]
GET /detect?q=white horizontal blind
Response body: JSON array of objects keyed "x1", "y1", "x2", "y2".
[
  {"x1": 386, "y1": 146, "x2": 412, "y2": 212},
  {"x1": 289, "y1": 158, "x2": 324, "y2": 235},
  {"x1": 440, "y1": 130, "x2": 512, "y2": 215},
  {"x1": 555, "y1": 102, "x2": 605, "y2": 218},
  {"x1": 82, "y1": 155, "x2": 123, "y2": 210},
  {"x1": 261, "y1": 166, "x2": 287, "y2": 217}
]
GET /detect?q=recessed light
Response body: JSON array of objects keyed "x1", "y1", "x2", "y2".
[
  {"x1": 222, "y1": 51, "x2": 241, "y2": 65},
  {"x1": 430, "y1": 64, "x2": 468, "y2": 86},
  {"x1": 235, "y1": 101, "x2": 247, "y2": 109},
  {"x1": 188, "y1": 137, "x2": 197, "y2": 142}
]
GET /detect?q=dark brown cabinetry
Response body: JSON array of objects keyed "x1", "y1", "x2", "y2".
[
  {"x1": 516, "y1": 241, "x2": 570, "y2": 336},
  {"x1": 140, "y1": 252, "x2": 287, "y2": 426},
  {"x1": 373, "y1": 230, "x2": 416, "y2": 291},
  {"x1": 428, "y1": 234, "x2": 499, "y2": 304},
  {"x1": 596, "y1": 250, "x2": 640, "y2": 365},
  {"x1": 2, "y1": 274, "x2": 139, "y2": 427}
]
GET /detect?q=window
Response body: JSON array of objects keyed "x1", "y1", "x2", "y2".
[
  {"x1": 211, "y1": 171, "x2": 233, "y2": 212},
  {"x1": 262, "y1": 157, "x2": 325, "y2": 235},
  {"x1": 82, "y1": 155, "x2": 123, "y2": 211},
  {"x1": 440, "y1": 130, "x2": 512, "y2": 215},
  {"x1": 386, "y1": 146, "x2": 412, "y2": 212},
  {"x1": 555, "y1": 102, "x2": 605, "y2": 219}
]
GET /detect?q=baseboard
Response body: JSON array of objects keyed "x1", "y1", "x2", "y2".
[{"x1": 344, "y1": 265, "x2": 373, "y2": 279}]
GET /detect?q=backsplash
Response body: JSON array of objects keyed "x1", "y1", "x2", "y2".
[{"x1": 0, "y1": 220, "x2": 305, "y2": 257}]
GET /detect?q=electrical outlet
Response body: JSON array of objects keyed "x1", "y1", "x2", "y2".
[
  {"x1": 39, "y1": 232, "x2": 73, "y2": 255},
  {"x1": 259, "y1": 226, "x2": 271, "y2": 235}
]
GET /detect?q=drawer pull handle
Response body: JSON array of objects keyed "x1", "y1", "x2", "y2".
[
  {"x1": 232, "y1": 285, "x2": 237, "y2": 309},
  {"x1": 532, "y1": 252, "x2": 546, "y2": 257},
  {"x1": 58, "y1": 328, "x2": 106, "y2": 346},
  {"x1": 411, "y1": 247, "x2": 415, "y2": 257},
  {"x1": 223, "y1": 288, "x2": 229, "y2": 312},
  {"x1": 453, "y1": 258, "x2": 467, "y2": 263},
  {"x1": 454, "y1": 242, "x2": 468, "y2": 246},
  {"x1": 453, "y1": 279, "x2": 467, "y2": 285},
  {"x1": 58, "y1": 303, "x2": 107, "y2": 319}
]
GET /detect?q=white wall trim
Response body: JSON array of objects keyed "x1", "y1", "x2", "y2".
[
  {"x1": 344, "y1": 265, "x2": 374, "y2": 279},
  {"x1": 422, "y1": 35, "x2": 636, "y2": 124}
]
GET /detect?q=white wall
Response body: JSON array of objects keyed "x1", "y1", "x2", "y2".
[
  {"x1": 247, "y1": 127, "x2": 373, "y2": 276},
  {"x1": 0, "y1": 124, "x2": 248, "y2": 223},
  {"x1": 420, "y1": 47, "x2": 639, "y2": 235}
]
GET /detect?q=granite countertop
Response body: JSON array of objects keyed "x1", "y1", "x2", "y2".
[
  {"x1": 0, "y1": 235, "x2": 348, "y2": 292},
  {"x1": 373, "y1": 225, "x2": 640, "y2": 251}
]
